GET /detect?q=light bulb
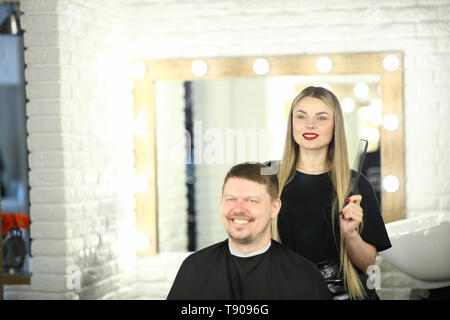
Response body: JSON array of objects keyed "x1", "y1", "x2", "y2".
[
  {"x1": 134, "y1": 175, "x2": 149, "y2": 193},
  {"x1": 371, "y1": 98, "x2": 383, "y2": 113},
  {"x1": 135, "y1": 233, "x2": 150, "y2": 251},
  {"x1": 383, "y1": 175, "x2": 400, "y2": 192},
  {"x1": 133, "y1": 117, "x2": 148, "y2": 135},
  {"x1": 316, "y1": 56, "x2": 333, "y2": 73},
  {"x1": 354, "y1": 82, "x2": 369, "y2": 98},
  {"x1": 191, "y1": 60, "x2": 208, "y2": 77},
  {"x1": 383, "y1": 54, "x2": 399, "y2": 71},
  {"x1": 360, "y1": 126, "x2": 380, "y2": 142},
  {"x1": 383, "y1": 113, "x2": 399, "y2": 131},
  {"x1": 342, "y1": 98, "x2": 355, "y2": 113},
  {"x1": 253, "y1": 58, "x2": 270, "y2": 75}
]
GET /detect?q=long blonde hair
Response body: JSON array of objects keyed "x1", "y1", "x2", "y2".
[{"x1": 272, "y1": 86, "x2": 367, "y2": 300}]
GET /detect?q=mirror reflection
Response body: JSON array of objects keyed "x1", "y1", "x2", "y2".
[{"x1": 155, "y1": 74, "x2": 382, "y2": 250}]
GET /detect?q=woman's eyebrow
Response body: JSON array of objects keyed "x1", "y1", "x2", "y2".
[{"x1": 295, "y1": 109, "x2": 329, "y2": 115}]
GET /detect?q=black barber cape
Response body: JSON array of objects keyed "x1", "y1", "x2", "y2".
[{"x1": 167, "y1": 239, "x2": 331, "y2": 300}]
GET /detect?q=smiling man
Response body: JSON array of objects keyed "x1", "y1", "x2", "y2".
[{"x1": 167, "y1": 162, "x2": 331, "y2": 300}]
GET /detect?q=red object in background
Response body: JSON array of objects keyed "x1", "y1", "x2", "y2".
[{"x1": 1, "y1": 213, "x2": 30, "y2": 234}]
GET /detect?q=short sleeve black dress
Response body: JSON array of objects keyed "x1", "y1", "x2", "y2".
[{"x1": 277, "y1": 169, "x2": 392, "y2": 299}]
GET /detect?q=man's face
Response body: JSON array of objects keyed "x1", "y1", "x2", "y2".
[{"x1": 221, "y1": 177, "x2": 280, "y2": 247}]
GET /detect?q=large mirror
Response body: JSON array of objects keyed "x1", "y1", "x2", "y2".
[{"x1": 132, "y1": 52, "x2": 404, "y2": 255}]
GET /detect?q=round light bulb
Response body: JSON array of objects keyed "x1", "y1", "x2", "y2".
[
  {"x1": 191, "y1": 60, "x2": 208, "y2": 77},
  {"x1": 342, "y1": 98, "x2": 355, "y2": 113},
  {"x1": 369, "y1": 112, "x2": 383, "y2": 126},
  {"x1": 383, "y1": 113, "x2": 399, "y2": 131},
  {"x1": 133, "y1": 117, "x2": 148, "y2": 135},
  {"x1": 253, "y1": 58, "x2": 270, "y2": 75},
  {"x1": 383, "y1": 175, "x2": 400, "y2": 192},
  {"x1": 134, "y1": 175, "x2": 149, "y2": 193},
  {"x1": 371, "y1": 98, "x2": 383, "y2": 113},
  {"x1": 360, "y1": 126, "x2": 380, "y2": 142},
  {"x1": 316, "y1": 56, "x2": 333, "y2": 73},
  {"x1": 354, "y1": 82, "x2": 369, "y2": 98},
  {"x1": 135, "y1": 233, "x2": 150, "y2": 251},
  {"x1": 383, "y1": 54, "x2": 399, "y2": 72}
]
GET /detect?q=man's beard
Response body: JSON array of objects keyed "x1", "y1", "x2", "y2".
[{"x1": 227, "y1": 219, "x2": 271, "y2": 245}]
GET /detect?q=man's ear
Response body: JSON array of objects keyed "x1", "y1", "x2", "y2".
[{"x1": 271, "y1": 198, "x2": 281, "y2": 219}]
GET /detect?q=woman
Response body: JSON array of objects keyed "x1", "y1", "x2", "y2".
[{"x1": 272, "y1": 86, "x2": 391, "y2": 300}]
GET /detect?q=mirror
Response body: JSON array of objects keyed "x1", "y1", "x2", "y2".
[
  {"x1": 0, "y1": 31, "x2": 30, "y2": 278},
  {"x1": 132, "y1": 52, "x2": 404, "y2": 255}
]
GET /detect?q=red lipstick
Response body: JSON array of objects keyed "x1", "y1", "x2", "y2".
[{"x1": 302, "y1": 132, "x2": 319, "y2": 140}]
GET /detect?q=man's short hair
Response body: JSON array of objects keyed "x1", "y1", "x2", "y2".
[{"x1": 222, "y1": 162, "x2": 279, "y2": 200}]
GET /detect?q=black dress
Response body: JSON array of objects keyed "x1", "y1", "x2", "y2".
[
  {"x1": 167, "y1": 239, "x2": 331, "y2": 300},
  {"x1": 277, "y1": 170, "x2": 392, "y2": 299}
]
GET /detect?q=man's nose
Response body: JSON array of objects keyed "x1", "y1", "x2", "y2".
[{"x1": 232, "y1": 199, "x2": 247, "y2": 211}]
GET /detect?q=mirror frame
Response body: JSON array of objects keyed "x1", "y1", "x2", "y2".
[{"x1": 132, "y1": 52, "x2": 404, "y2": 255}]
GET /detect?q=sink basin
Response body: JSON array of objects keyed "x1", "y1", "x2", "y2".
[{"x1": 380, "y1": 212, "x2": 450, "y2": 289}]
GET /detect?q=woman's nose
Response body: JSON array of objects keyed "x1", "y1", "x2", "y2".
[{"x1": 306, "y1": 118, "x2": 316, "y2": 128}]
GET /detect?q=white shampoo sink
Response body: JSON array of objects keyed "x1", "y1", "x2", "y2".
[{"x1": 380, "y1": 212, "x2": 450, "y2": 289}]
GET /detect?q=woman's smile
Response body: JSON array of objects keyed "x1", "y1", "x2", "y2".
[{"x1": 302, "y1": 132, "x2": 319, "y2": 140}]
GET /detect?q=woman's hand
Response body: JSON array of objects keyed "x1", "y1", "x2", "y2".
[{"x1": 339, "y1": 194, "x2": 363, "y2": 239}]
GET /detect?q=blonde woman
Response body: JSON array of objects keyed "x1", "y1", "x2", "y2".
[{"x1": 270, "y1": 86, "x2": 391, "y2": 300}]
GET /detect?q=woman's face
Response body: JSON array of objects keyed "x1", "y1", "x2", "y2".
[{"x1": 292, "y1": 96, "x2": 335, "y2": 152}]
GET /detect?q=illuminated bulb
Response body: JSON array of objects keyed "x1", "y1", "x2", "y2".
[
  {"x1": 383, "y1": 54, "x2": 399, "y2": 71},
  {"x1": 370, "y1": 98, "x2": 383, "y2": 113},
  {"x1": 360, "y1": 126, "x2": 380, "y2": 142},
  {"x1": 134, "y1": 175, "x2": 149, "y2": 193},
  {"x1": 318, "y1": 83, "x2": 333, "y2": 92},
  {"x1": 316, "y1": 56, "x2": 333, "y2": 73},
  {"x1": 359, "y1": 106, "x2": 382, "y2": 126},
  {"x1": 191, "y1": 60, "x2": 208, "y2": 77},
  {"x1": 129, "y1": 62, "x2": 147, "y2": 79},
  {"x1": 135, "y1": 233, "x2": 150, "y2": 251},
  {"x1": 383, "y1": 113, "x2": 399, "y2": 131},
  {"x1": 383, "y1": 175, "x2": 400, "y2": 192},
  {"x1": 354, "y1": 82, "x2": 369, "y2": 98},
  {"x1": 253, "y1": 58, "x2": 270, "y2": 75},
  {"x1": 369, "y1": 112, "x2": 383, "y2": 126},
  {"x1": 342, "y1": 98, "x2": 355, "y2": 113},
  {"x1": 133, "y1": 117, "x2": 148, "y2": 135}
]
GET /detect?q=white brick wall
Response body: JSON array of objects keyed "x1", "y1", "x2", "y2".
[
  {"x1": 14, "y1": 0, "x2": 137, "y2": 300},
  {"x1": 8, "y1": 0, "x2": 449, "y2": 300}
]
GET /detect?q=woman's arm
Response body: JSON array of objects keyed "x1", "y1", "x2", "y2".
[
  {"x1": 340, "y1": 194, "x2": 377, "y2": 273},
  {"x1": 344, "y1": 229, "x2": 377, "y2": 273}
]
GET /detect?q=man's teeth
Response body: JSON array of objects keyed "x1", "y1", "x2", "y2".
[{"x1": 233, "y1": 219, "x2": 250, "y2": 224}]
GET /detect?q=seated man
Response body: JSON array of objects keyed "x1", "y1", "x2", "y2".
[{"x1": 167, "y1": 162, "x2": 331, "y2": 300}]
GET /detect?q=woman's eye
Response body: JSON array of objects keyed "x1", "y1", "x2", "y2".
[{"x1": 318, "y1": 116, "x2": 327, "y2": 121}]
